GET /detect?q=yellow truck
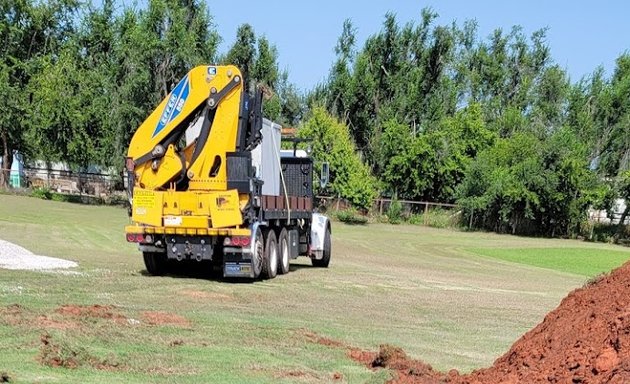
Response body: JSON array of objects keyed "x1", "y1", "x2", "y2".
[{"x1": 124, "y1": 65, "x2": 331, "y2": 279}]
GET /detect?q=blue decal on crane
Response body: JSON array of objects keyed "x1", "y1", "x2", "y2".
[{"x1": 153, "y1": 75, "x2": 190, "y2": 138}]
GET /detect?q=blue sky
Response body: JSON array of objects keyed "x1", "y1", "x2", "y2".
[{"x1": 206, "y1": 0, "x2": 630, "y2": 92}]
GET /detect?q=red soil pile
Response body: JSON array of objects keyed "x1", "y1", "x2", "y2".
[{"x1": 352, "y1": 261, "x2": 630, "y2": 384}]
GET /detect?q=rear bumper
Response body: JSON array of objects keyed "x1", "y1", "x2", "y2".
[{"x1": 124, "y1": 224, "x2": 251, "y2": 237}]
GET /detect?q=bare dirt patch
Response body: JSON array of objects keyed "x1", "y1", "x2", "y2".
[
  {"x1": 53, "y1": 304, "x2": 128, "y2": 326},
  {"x1": 273, "y1": 369, "x2": 321, "y2": 381},
  {"x1": 141, "y1": 311, "x2": 190, "y2": 327},
  {"x1": 2, "y1": 304, "x2": 128, "y2": 330},
  {"x1": 299, "y1": 329, "x2": 348, "y2": 348},
  {"x1": 34, "y1": 315, "x2": 80, "y2": 330},
  {"x1": 38, "y1": 333, "x2": 123, "y2": 371},
  {"x1": 0, "y1": 304, "x2": 24, "y2": 326},
  {"x1": 278, "y1": 370, "x2": 307, "y2": 378}
]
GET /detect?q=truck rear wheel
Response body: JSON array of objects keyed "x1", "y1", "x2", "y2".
[
  {"x1": 262, "y1": 229, "x2": 278, "y2": 279},
  {"x1": 251, "y1": 227, "x2": 264, "y2": 278},
  {"x1": 143, "y1": 252, "x2": 167, "y2": 276},
  {"x1": 312, "y1": 227, "x2": 331, "y2": 268},
  {"x1": 277, "y1": 228, "x2": 290, "y2": 275}
]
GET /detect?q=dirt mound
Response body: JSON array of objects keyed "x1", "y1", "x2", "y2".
[
  {"x1": 459, "y1": 261, "x2": 630, "y2": 384},
  {"x1": 372, "y1": 345, "x2": 448, "y2": 384},
  {"x1": 348, "y1": 261, "x2": 630, "y2": 384}
]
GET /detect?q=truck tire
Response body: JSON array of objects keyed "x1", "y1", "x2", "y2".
[
  {"x1": 251, "y1": 227, "x2": 264, "y2": 278},
  {"x1": 262, "y1": 229, "x2": 278, "y2": 279},
  {"x1": 277, "y1": 228, "x2": 290, "y2": 275},
  {"x1": 143, "y1": 252, "x2": 167, "y2": 276},
  {"x1": 312, "y1": 227, "x2": 331, "y2": 268}
]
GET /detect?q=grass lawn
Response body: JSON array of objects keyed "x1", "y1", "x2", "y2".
[
  {"x1": 468, "y1": 247, "x2": 630, "y2": 277},
  {"x1": 1, "y1": 194, "x2": 629, "y2": 383}
]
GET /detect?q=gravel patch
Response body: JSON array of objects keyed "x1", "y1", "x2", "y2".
[{"x1": 0, "y1": 239, "x2": 78, "y2": 271}]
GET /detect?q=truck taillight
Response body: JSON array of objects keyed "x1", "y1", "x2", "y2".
[
  {"x1": 233, "y1": 236, "x2": 251, "y2": 246},
  {"x1": 224, "y1": 236, "x2": 250, "y2": 247},
  {"x1": 126, "y1": 233, "x2": 147, "y2": 243}
]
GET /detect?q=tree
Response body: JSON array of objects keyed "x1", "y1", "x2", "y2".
[
  {"x1": 457, "y1": 129, "x2": 598, "y2": 236},
  {"x1": 225, "y1": 23, "x2": 256, "y2": 90},
  {"x1": 376, "y1": 103, "x2": 494, "y2": 202},
  {"x1": 223, "y1": 24, "x2": 302, "y2": 126},
  {"x1": 0, "y1": 0, "x2": 79, "y2": 186},
  {"x1": 298, "y1": 107, "x2": 378, "y2": 210},
  {"x1": 252, "y1": 36, "x2": 279, "y2": 89}
]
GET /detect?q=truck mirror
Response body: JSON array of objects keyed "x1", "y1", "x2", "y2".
[{"x1": 320, "y1": 162, "x2": 329, "y2": 189}]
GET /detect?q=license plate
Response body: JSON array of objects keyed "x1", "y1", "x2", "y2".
[{"x1": 224, "y1": 263, "x2": 252, "y2": 277}]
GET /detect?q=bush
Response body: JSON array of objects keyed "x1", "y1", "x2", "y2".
[
  {"x1": 31, "y1": 187, "x2": 53, "y2": 200},
  {"x1": 403, "y1": 208, "x2": 462, "y2": 228},
  {"x1": 334, "y1": 209, "x2": 369, "y2": 225},
  {"x1": 407, "y1": 214, "x2": 424, "y2": 225},
  {"x1": 386, "y1": 198, "x2": 403, "y2": 224},
  {"x1": 421, "y1": 208, "x2": 452, "y2": 228},
  {"x1": 583, "y1": 222, "x2": 630, "y2": 244}
]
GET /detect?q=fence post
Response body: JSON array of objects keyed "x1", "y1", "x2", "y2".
[
  {"x1": 424, "y1": 203, "x2": 429, "y2": 225},
  {"x1": 469, "y1": 209, "x2": 474, "y2": 229},
  {"x1": 379, "y1": 199, "x2": 383, "y2": 215}
]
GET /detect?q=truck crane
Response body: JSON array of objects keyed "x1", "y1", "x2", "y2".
[{"x1": 124, "y1": 65, "x2": 331, "y2": 279}]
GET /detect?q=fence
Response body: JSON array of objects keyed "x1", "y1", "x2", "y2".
[
  {"x1": 316, "y1": 195, "x2": 460, "y2": 224},
  {"x1": 1, "y1": 167, "x2": 123, "y2": 196}
]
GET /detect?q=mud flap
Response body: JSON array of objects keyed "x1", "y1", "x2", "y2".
[{"x1": 310, "y1": 213, "x2": 330, "y2": 259}]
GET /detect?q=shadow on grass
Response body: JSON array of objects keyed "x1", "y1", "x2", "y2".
[
  {"x1": 138, "y1": 261, "x2": 244, "y2": 283},
  {"x1": 138, "y1": 259, "x2": 322, "y2": 282},
  {"x1": 289, "y1": 263, "x2": 317, "y2": 272}
]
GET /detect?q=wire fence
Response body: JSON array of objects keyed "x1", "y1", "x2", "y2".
[
  {"x1": 3, "y1": 167, "x2": 627, "y2": 227},
  {"x1": 1, "y1": 167, "x2": 123, "y2": 196},
  {"x1": 316, "y1": 195, "x2": 460, "y2": 223}
]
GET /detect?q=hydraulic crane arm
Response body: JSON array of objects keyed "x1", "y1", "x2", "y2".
[{"x1": 127, "y1": 65, "x2": 258, "y2": 192}]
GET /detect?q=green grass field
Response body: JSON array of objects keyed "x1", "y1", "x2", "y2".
[{"x1": 1, "y1": 194, "x2": 629, "y2": 383}]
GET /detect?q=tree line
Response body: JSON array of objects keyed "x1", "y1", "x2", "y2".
[
  {"x1": 0, "y1": 0, "x2": 300, "y2": 183},
  {"x1": 310, "y1": 10, "x2": 629, "y2": 237},
  {"x1": 1, "y1": 2, "x2": 628, "y2": 237}
]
